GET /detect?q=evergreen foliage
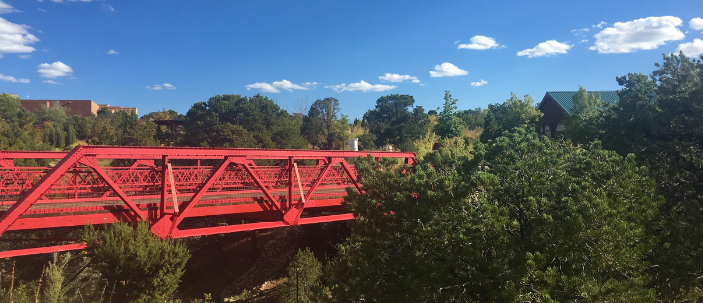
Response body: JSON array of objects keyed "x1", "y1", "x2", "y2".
[
  {"x1": 181, "y1": 94, "x2": 307, "y2": 149},
  {"x1": 278, "y1": 248, "x2": 326, "y2": 303},
  {"x1": 563, "y1": 86, "x2": 604, "y2": 143},
  {"x1": 362, "y1": 94, "x2": 429, "y2": 148},
  {"x1": 594, "y1": 52, "x2": 703, "y2": 299},
  {"x1": 82, "y1": 221, "x2": 190, "y2": 302},
  {"x1": 435, "y1": 90, "x2": 464, "y2": 139},
  {"x1": 328, "y1": 129, "x2": 660, "y2": 302},
  {"x1": 480, "y1": 93, "x2": 542, "y2": 142},
  {"x1": 302, "y1": 98, "x2": 349, "y2": 150}
]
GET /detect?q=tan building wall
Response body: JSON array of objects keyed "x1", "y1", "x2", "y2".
[
  {"x1": 97, "y1": 104, "x2": 138, "y2": 115},
  {"x1": 20, "y1": 100, "x2": 137, "y2": 117}
]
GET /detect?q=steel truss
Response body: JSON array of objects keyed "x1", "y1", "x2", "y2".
[{"x1": 0, "y1": 146, "x2": 416, "y2": 257}]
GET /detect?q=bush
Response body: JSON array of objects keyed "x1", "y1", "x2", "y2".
[{"x1": 82, "y1": 221, "x2": 190, "y2": 303}]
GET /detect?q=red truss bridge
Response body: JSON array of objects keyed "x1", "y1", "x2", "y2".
[{"x1": 0, "y1": 146, "x2": 416, "y2": 258}]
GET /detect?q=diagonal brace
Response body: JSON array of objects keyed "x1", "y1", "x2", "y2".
[{"x1": 80, "y1": 157, "x2": 147, "y2": 221}]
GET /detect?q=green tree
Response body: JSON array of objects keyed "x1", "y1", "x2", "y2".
[
  {"x1": 82, "y1": 221, "x2": 190, "y2": 303},
  {"x1": 597, "y1": 52, "x2": 703, "y2": 299},
  {"x1": 328, "y1": 129, "x2": 660, "y2": 302},
  {"x1": 457, "y1": 107, "x2": 487, "y2": 130},
  {"x1": 480, "y1": 93, "x2": 542, "y2": 142},
  {"x1": 362, "y1": 94, "x2": 429, "y2": 148},
  {"x1": 302, "y1": 98, "x2": 349, "y2": 149},
  {"x1": 181, "y1": 94, "x2": 307, "y2": 149},
  {"x1": 0, "y1": 93, "x2": 22, "y2": 122},
  {"x1": 118, "y1": 120, "x2": 158, "y2": 146},
  {"x1": 279, "y1": 248, "x2": 325, "y2": 303},
  {"x1": 435, "y1": 90, "x2": 464, "y2": 139},
  {"x1": 65, "y1": 124, "x2": 77, "y2": 147},
  {"x1": 563, "y1": 86, "x2": 604, "y2": 143}
]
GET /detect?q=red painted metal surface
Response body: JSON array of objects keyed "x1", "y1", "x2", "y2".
[{"x1": 0, "y1": 146, "x2": 416, "y2": 257}]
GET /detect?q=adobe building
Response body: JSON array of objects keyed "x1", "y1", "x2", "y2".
[
  {"x1": 20, "y1": 99, "x2": 137, "y2": 117},
  {"x1": 537, "y1": 91, "x2": 618, "y2": 138}
]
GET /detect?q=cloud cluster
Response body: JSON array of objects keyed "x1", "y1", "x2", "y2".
[
  {"x1": 108, "y1": 49, "x2": 118, "y2": 55},
  {"x1": 593, "y1": 21, "x2": 607, "y2": 29},
  {"x1": 0, "y1": 73, "x2": 29, "y2": 83},
  {"x1": 517, "y1": 40, "x2": 572, "y2": 58},
  {"x1": 458, "y1": 35, "x2": 502, "y2": 50},
  {"x1": 471, "y1": 79, "x2": 488, "y2": 87},
  {"x1": 0, "y1": 17, "x2": 40, "y2": 56},
  {"x1": 0, "y1": 1, "x2": 19, "y2": 14},
  {"x1": 590, "y1": 16, "x2": 684, "y2": 53},
  {"x1": 37, "y1": 61, "x2": 73, "y2": 78},
  {"x1": 429, "y1": 63, "x2": 468, "y2": 77},
  {"x1": 246, "y1": 79, "x2": 313, "y2": 93},
  {"x1": 678, "y1": 39, "x2": 703, "y2": 56},
  {"x1": 326, "y1": 80, "x2": 396, "y2": 93},
  {"x1": 691, "y1": 17, "x2": 703, "y2": 31},
  {"x1": 379, "y1": 73, "x2": 420, "y2": 83},
  {"x1": 146, "y1": 83, "x2": 176, "y2": 90}
]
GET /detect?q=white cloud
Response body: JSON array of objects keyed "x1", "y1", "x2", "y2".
[
  {"x1": 246, "y1": 79, "x2": 312, "y2": 93},
  {"x1": 593, "y1": 21, "x2": 607, "y2": 28},
  {"x1": 677, "y1": 39, "x2": 703, "y2": 57},
  {"x1": 580, "y1": 39, "x2": 588, "y2": 43},
  {"x1": 690, "y1": 18, "x2": 703, "y2": 31},
  {"x1": 457, "y1": 35, "x2": 502, "y2": 50},
  {"x1": 517, "y1": 40, "x2": 572, "y2": 58},
  {"x1": 103, "y1": 4, "x2": 114, "y2": 12},
  {"x1": 571, "y1": 28, "x2": 589, "y2": 34},
  {"x1": 471, "y1": 79, "x2": 488, "y2": 87},
  {"x1": 43, "y1": 79, "x2": 62, "y2": 85},
  {"x1": 37, "y1": 61, "x2": 73, "y2": 78},
  {"x1": 0, "y1": 17, "x2": 40, "y2": 55},
  {"x1": 590, "y1": 16, "x2": 685, "y2": 54},
  {"x1": 325, "y1": 80, "x2": 396, "y2": 93},
  {"x1": 107, "y1": 49, "x2": 118, "y2": 55},
  {"x1": 0, "y1": 1, "x2": 20, "y2": 14},
  {"x1": 272, "y1": 79, "x2": 307, "y2": 91},
  {"x1": 146, "y1": 83, "x2": 176, "y2": 90},
  {"x1": 19, "y1": 54, "x2": 30, "y2": 58},
  {"x1": 37, "y1": 8, "x2": 48, "y2": 12},
  {"x1": 429, "y1": 62, "x2": 468, "y2": 77},
  {"x1": 0, "y1": 73, "x2": 29, "y2": 83},
  {"x1": 379, "y1": 73, "x2": 419, "y2": 83},
  {"x1": 246, "y1": 82, "x2": 279, "y2": 93}
]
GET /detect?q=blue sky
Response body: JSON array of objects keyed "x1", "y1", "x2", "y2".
[{"x1": 1, "y1": 0, "x2": 702, "y2": 119}]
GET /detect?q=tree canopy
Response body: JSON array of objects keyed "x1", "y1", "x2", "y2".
[
  {"x1": 362, "y1": 94, "x2": 429, "y2": 148},
  {"x1": 181, "y1": 94, "x2": 307, "y2": 149},
  {"x1": 328, "y1": 129, "x2": 660, "y2": 302},
  {"x1": 480, "y1": 93, "x2": 542, "y2": 142}
]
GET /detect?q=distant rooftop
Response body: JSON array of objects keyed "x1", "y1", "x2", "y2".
[{"x1": 542, "y1": 91, "x2": 619, "y2": 115}]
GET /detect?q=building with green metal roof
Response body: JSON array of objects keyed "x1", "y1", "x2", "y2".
[{"x1": 537, "y1": 91, "x2": 619, "y2": 138}]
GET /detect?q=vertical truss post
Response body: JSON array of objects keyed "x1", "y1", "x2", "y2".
[
  {"x1": 288, "y1": 157, "x2": 294, "y2": 210},
  {"x1": 160, "y1": 155, "x2": 168, "y2": 217}
]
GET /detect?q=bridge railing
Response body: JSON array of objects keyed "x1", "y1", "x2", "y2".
[{"x1": 0, "y1": 146, "x2": 416, "y2": 257}]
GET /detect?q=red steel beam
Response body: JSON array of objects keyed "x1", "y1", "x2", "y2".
[{"x1": 0, "y1": 145, "x2": 415, "y2": 257}]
